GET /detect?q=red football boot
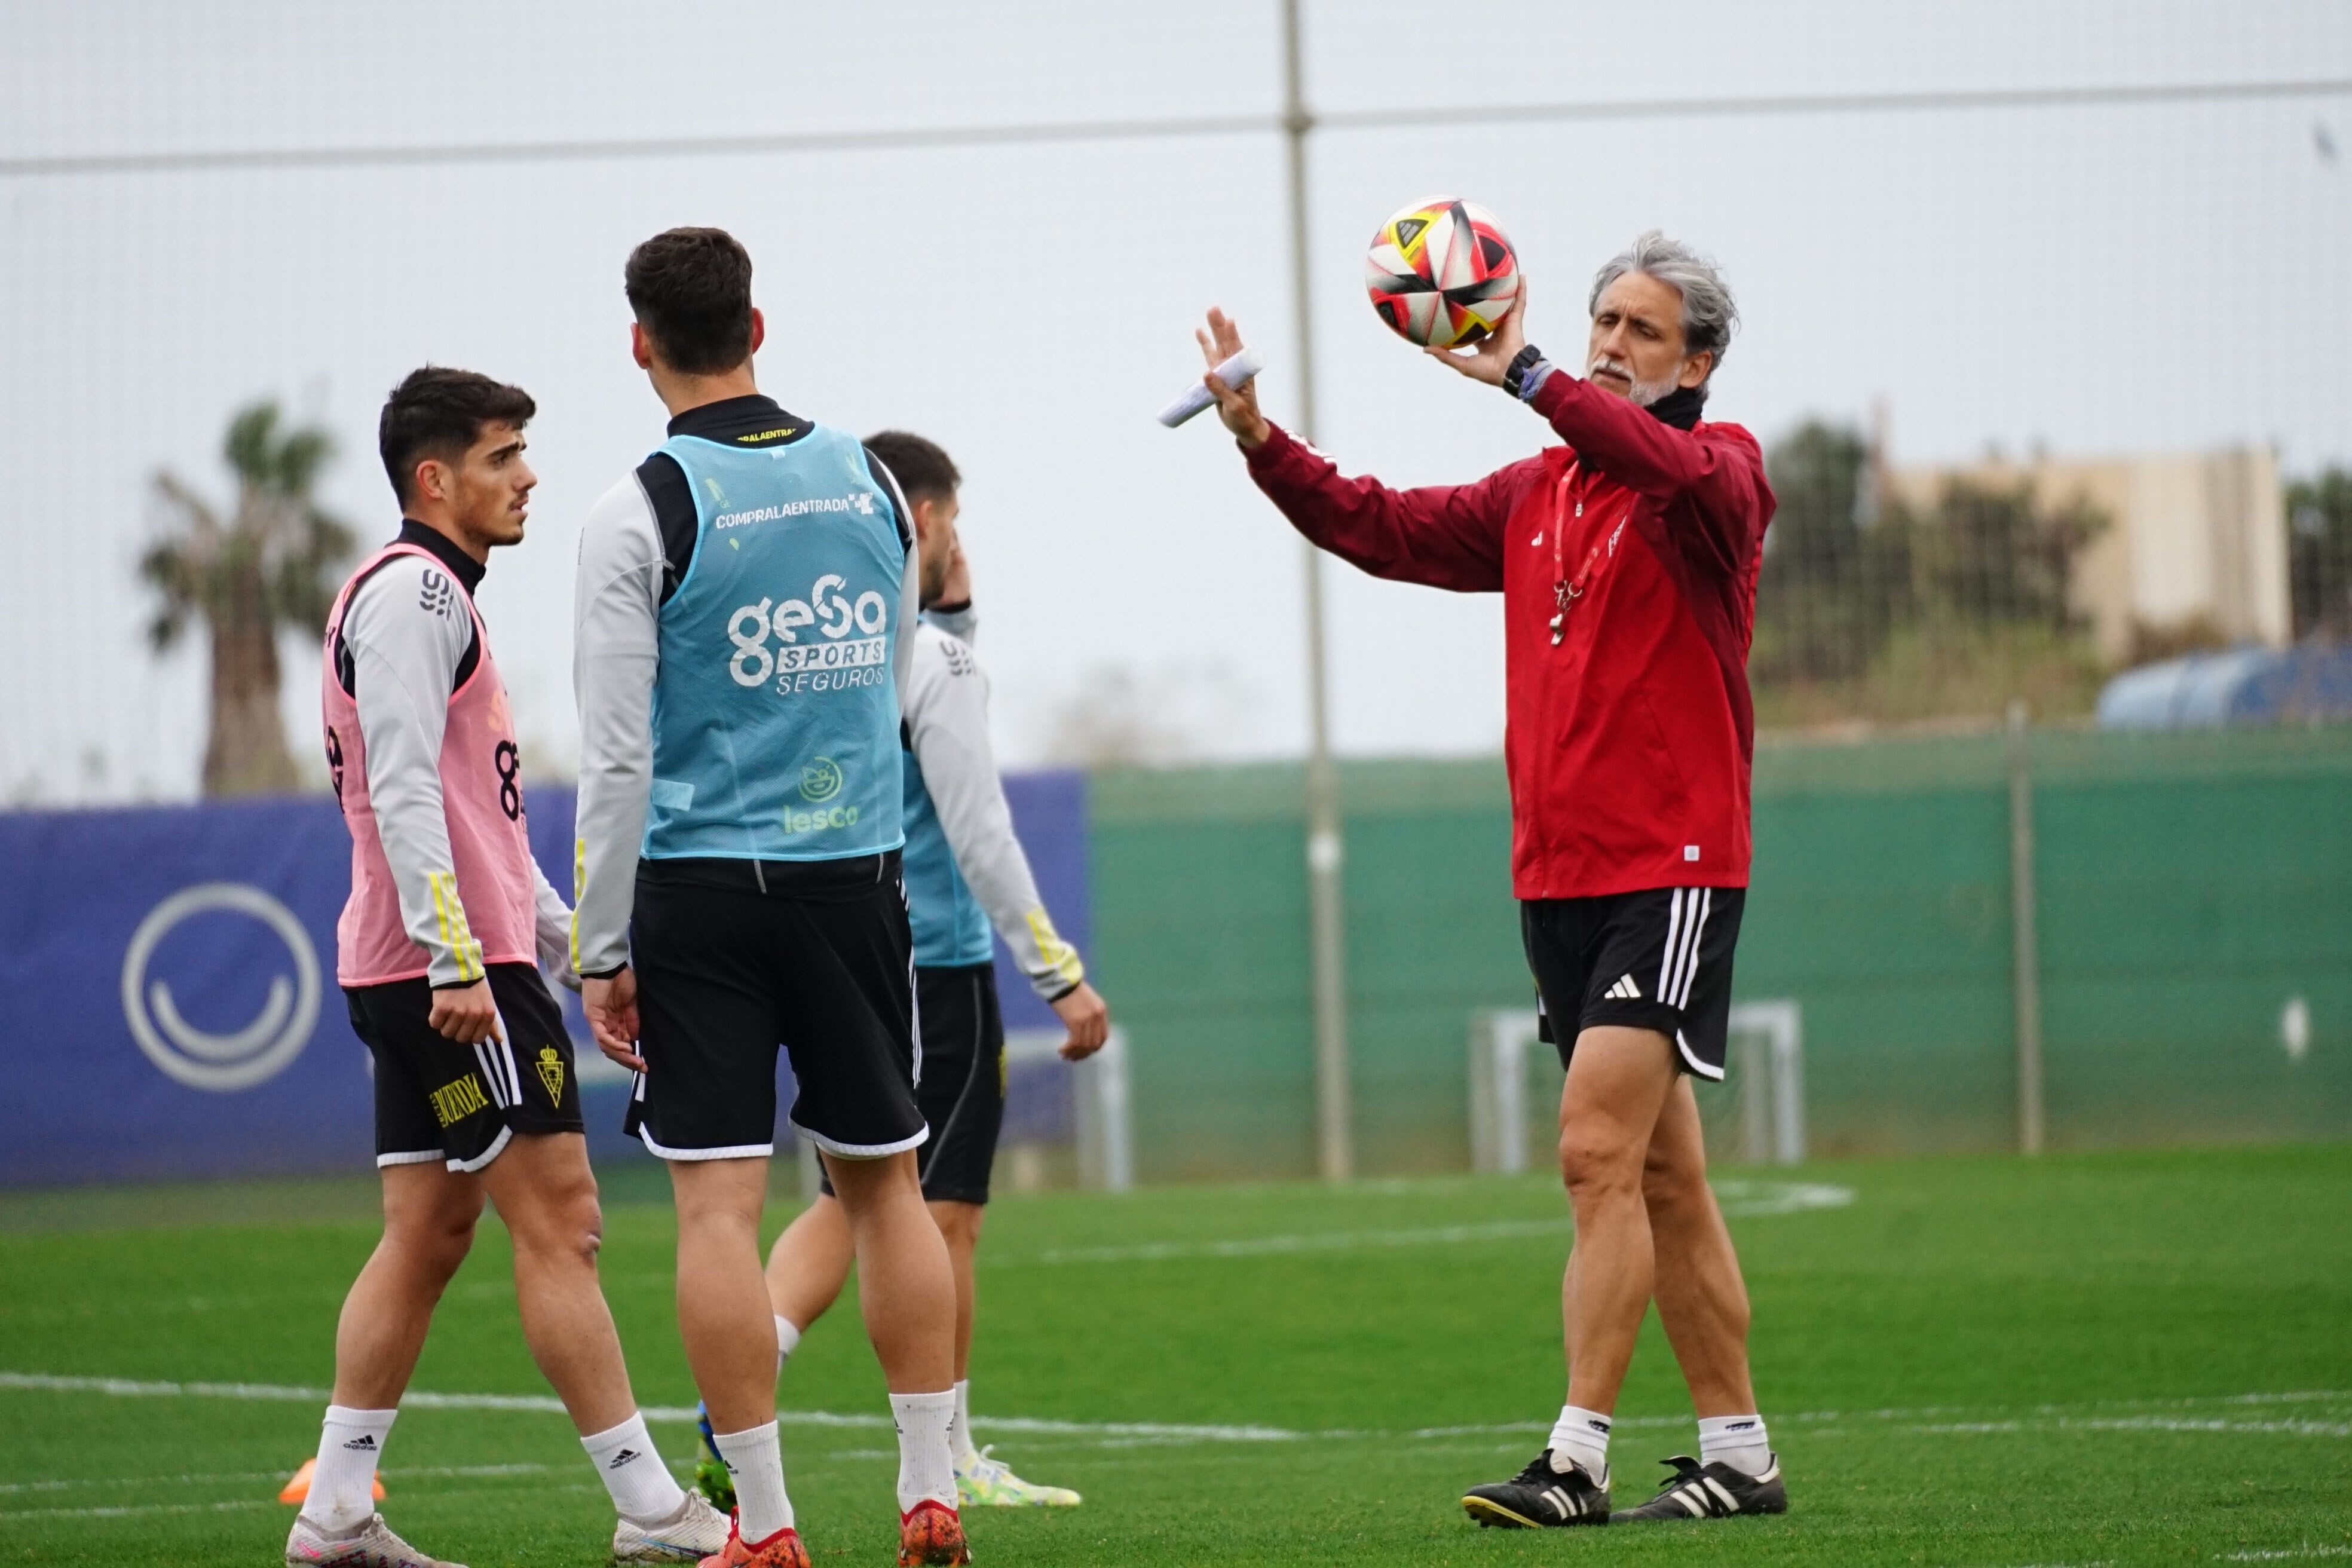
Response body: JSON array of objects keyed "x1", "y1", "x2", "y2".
[
  {"x1": 897, "y1": 1499, "x2": 970, "y2": 1566},
  {"x1": 697, "y1": 1510, "x2": 810, "y2": 1568}
]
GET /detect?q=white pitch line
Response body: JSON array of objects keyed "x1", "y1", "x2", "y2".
[
  {"x1": 1025, "y1": 1218, "x2": 1572, "y2": 1264},
  {"x1": 1909, "y1": 1416, "x2": 2352, "y2": 1438},
  {"x1": 4, "y1": 1371, "x2": 2345, "y2": 1451},
  {"x1": 0, "y1": 1481, "x2": 599, "y2": 1526},
  {"x1": 0, "y1": 1463, "x2": 551, "y2": 1498},
  {"x1": 1009, "y1": 1184, "x2": 1855, "y2": 1266},
  {"x1": 0, "y1": 1498, "x2": 279, "y2": 1523}
]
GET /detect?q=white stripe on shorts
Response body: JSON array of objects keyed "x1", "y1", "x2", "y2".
[
  {"x1": 1655, "y1": 889, "x2": 1687, "y2": 1001},
  {"x1": 1673, "y1": 889, "x2": 1714, "y2": 1008},
  {"x1": 471, "y1": 1041, "x2": 507, "y2": 1109}
]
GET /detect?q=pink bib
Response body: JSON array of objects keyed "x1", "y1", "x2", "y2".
[{"x1": 321, "y1": 543, "x2": 538, "y2": 987}]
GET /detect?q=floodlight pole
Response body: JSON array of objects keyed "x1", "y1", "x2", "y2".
[{"x1": 1280, "y1": 0, "x2": 1353, "y2": 1183}]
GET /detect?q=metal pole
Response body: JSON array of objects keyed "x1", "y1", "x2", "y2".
[
  {"x1": 2005, "y1": 700, "x2": 2046, "y2": 1155},
  {"x1": 1279, "y1": 0, "x2": 1351, "y2": 1182}
]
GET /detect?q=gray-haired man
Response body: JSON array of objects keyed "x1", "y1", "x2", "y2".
[{"x1": 1196, "y1": 232, "x2": 1784, "y2": 1529}]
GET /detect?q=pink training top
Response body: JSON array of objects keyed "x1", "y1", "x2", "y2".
[{"x1": 321, "y1": 542, "x2": 539, "y2": 987}]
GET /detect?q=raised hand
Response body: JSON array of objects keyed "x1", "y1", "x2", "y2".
[
  {"x1": 938, "y1": 526, "x2": 971, "y2": 608},
  {"x1": 1196, "y1": 308, "x2": 1272, "y2": 448},
  {"x1": 1425, "y1": 281, "x2": 1530, "y2": 387}
]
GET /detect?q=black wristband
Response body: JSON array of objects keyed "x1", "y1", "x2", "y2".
[{"x1": 1502, "y1": 344, "x2": 1546, "y2": 399}]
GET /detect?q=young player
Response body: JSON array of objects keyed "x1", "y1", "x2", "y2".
[
  {"x1": 1196, "y1": 232, "x2": 1786, "y2": 1527},
  {"x1": 760, "y1": 431, "x2": 1111, "y2": 1509},
  {"x1": 295, "y1": 368, "x2": 727, "y2": 1567},
  {"x1": 573, "y1": 229, "x2": 967, "y2": 1568}
]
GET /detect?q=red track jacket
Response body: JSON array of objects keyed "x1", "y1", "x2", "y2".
[{"x1": 1244, "y1": 372, "x2": 1774, "y2": 901}]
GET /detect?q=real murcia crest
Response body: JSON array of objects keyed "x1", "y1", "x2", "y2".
[{"x1": 535, "y1": 1046, "x2": 565, "y2": 1105}]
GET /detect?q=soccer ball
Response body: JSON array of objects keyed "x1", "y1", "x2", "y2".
[{"x1": 1364, "y1": 198, "x2": 1521, "y2": 348}]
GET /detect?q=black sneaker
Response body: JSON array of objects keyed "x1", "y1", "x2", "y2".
[
  {"x1": 1612, "y1": 1453, "x2": 1787, "y2": 1521},
  {"x1": 1460, "y1": 1451, "x2": 1611, "y2": 1528}
]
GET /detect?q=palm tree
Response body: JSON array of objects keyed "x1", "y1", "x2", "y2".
[{"x1": 142, "y1": 400, "x2": 357, "y2": 797}]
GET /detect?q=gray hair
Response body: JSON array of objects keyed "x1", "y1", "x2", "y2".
[{"x1": 1588, "y1": 231, "x2": 1738, "y2": 381}]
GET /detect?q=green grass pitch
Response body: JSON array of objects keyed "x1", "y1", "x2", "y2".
[{"x1": 1, "y1": 1143, "x2": 2347, "y2": 1566}]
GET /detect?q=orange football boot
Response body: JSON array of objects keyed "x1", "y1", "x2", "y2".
[
  {"x1": 696, "y1": 1511, "x2": 810, "y2": 1568},
  {"x1": 898, "y1": 1499, "x2": 970, "y2": 1566}
]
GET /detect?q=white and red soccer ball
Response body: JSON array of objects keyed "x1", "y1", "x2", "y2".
[{"x1": 1364, "y1": 198, "x2": 1521, "y2": 349}]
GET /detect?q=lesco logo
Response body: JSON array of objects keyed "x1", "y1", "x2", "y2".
[
  {"x1": 800, "y1": 757, "x2": 844, "y2": 803},
  {"x1": 120, "y1": 883, "x2": 321, "y2": 1091}
]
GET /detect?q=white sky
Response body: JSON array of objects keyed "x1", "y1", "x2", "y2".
[{"x1": 3, "y1": 0, "x2": 2348, "y2": 801}]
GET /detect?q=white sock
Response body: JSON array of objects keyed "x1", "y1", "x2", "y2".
[
  {"x1": 1698, "y1": 1413, "x2": 1771, "y2": 1477},
  {"x1": 712, "y1": 1420, "x2": 794, "y2": 1542},
  {"x1": 890, "y1": 1389, "x2": 958, "y2": 1513},
  {"x1": 950, "y1": 1379, "x2": 979, "y2": 1464},
  {"x1": 301, "y1": 1405, "x2": 395, "y2": 1535},
  {"x1": 775, "y1": 1316, "x2": 802, "y2": 1371},
  {"x1": 582, "y1": 1412, "x2": 688, "y2": 1526},
  {"x1": 1546, "y1": 1404, "x2": 1612, "y2": 1484}
]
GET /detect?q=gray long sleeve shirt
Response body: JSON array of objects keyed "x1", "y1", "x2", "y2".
[{"x1": 902, "y1": 603, "x2": 1086, "y2": 998}]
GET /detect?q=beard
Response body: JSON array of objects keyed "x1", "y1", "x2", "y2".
[{"x1": 1588, "y1": 354, "x2": 1682, "y2": 408}]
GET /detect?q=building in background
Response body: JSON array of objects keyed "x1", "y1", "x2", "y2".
[{"x1": 1889, "y1": 448, "x2": 2289, "y2": 666}]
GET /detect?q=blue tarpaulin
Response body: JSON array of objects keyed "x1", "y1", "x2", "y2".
[
  {"x1": 0, "y1": 774, "x2": 1086, "y2": 1187},
  {"x1": 2096, "y1": 642, "x2": 2352, "y2": 728}
]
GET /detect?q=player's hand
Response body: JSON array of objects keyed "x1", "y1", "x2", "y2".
[
  {"x1": 1050, "y1": 982, "x2": 1111, "y2": 1061},
  {"x1": 1196, "y1": 308, "x2": 1271, "y2": 449},
  {"x1": 1425, "y1": 280, "x2": 1529, "y2": 386},
  {"x1": 428, "y1": 979, "x2": 503, "y2": 1045},
  {"x1": 938, "y1": 526, "x2": 972, "y2": 608},
  {"x1": 583, "y1": 967, "x2": 645, "y2": 1072}
]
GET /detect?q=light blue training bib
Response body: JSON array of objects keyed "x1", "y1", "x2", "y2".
[{"x1": 644, "y1": 424, "x2": 908, "y2": 862}]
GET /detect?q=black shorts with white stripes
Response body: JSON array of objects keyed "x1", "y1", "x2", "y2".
[
  {"x1": 345, "y1": 962, "x2": 583, "y2": 1174},
  {"x1": 819, "y1": 960, "x2": 1007, "y2": 1206},
  {"x1": 1521, "y1": 886, "x2": 1747, "y2": 1080},
  {"x1": 623, "y1": 851, "x2": 923, "y2": 1163}
]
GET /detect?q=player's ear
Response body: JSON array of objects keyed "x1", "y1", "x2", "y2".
[
  {"x1": 630, "y1": 321, "x2": 654, "y2": 372},
  {"x1": 747, "y1": 308, "x2": 765, "y2": 358},
  {"x1": 1678, "y1": 348, "x2": 1714, "y2": 390}
]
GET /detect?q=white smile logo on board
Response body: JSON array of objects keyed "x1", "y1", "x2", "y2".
[{"x1": 120, "y1": 883, "x2": 321, "y2": 1092}]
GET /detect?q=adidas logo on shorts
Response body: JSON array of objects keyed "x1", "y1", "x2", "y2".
[{"x1": 1605, "y1": 975, "x2": 1642, "y2": 1001}]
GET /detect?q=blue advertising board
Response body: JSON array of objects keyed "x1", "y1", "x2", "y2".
[{"x1": 0, "y1": 773, "x2": 1088, "y2": 1188}]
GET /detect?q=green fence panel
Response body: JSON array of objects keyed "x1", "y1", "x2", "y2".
[
  {"x1": 1090, "y1": 799, "x2": 1315, "y2": 1183},
  {"x1": 1741, "y1": 782, "x2": 2018, "y2": 1155},
  {"x1": 2031, "y1": 731, "x2": 2352, "y2": 1149},
  {"x1": 1086, "y1": 727, "x2": 2352, "y2": 1181}
]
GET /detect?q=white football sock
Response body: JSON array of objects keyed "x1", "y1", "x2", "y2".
[
  {"x1": 950, "y1": 1379, "x2": 979, "y2": 1464},
  {"x1": 890, "y1": 1389, "x2": 958, "y2": 1512},
  {"x1": 712, "y1": 1420, "x2": 794, "y2": 1542},
  {"x1": 301, "y1": 1405, "x2": 395, "y2": 1535},
  {"x1": 775, "y1": 1315, "x2": 802, "y2": 1371},
  {"x1": 1698, "y1": 1413, "x2": 1771, "y2": 1477},
  {"x1": 581, "y1": 1412, "x2": 688, "y2": 1526},
  {"x1": 1546, "y1": 1404, "x2": 1612, "y2": 1484}
]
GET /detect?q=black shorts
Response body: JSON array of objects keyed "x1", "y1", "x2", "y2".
[
  {"x1": 820, "y1": 961, "x2": 1007, "y2": 1206},
  {"x1": 624, "y1": 852, "x2": 923, "y2": 1162},
  {"x1": 1521, "y1": 886, "x2": 1747, "y2": 1080},
  {"x1": 345, "y1": 962, "x2": 584, "y2": 1173}
]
